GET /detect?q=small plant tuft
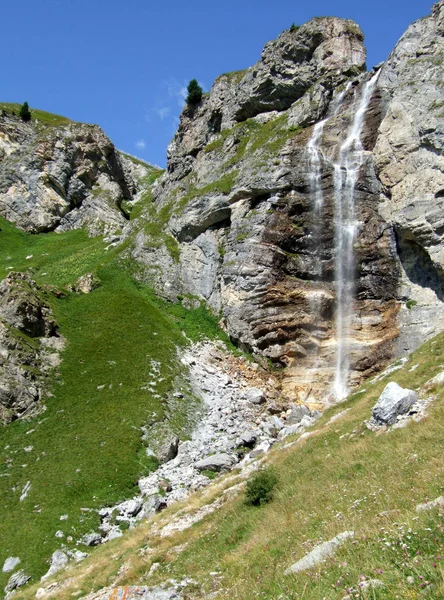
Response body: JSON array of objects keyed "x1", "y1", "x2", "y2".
[
  {"x1": 289, "y1": 23, "x2": 300, "y2": 32},
  {"x1": 245, "y1": 466, "x2": 278, "y2": 506}
]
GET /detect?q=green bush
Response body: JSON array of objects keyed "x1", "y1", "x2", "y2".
[
  {"x1": 289, "y1": 23, "x2": 300, "y2": 32},
  {"x1": 186, "y1": 79, "x2": 203, "y2": 105},
  {"x1": 19, "y1": 101, "x2": 31, "y2": 122},
  {"x1": 245, "y1": 467, "x2": 278, "y2": 506}
]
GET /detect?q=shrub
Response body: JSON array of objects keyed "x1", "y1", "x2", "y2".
[
  {"x1": 19, "y1": 101, "x2": 31, "y2": 122},
  {"x1": 186, "y1": 79, "x2": 203, "y2": 105},
  {"x1": 289, "y1": 23, "x2": 300, "y2": 32},
  {"x1": 245, "y1": 466, "x2": 278, "y2": 506}
]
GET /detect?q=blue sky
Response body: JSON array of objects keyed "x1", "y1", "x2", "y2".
[{"x1": 1, "y1": 0, "x2": 432, "y2": 167}]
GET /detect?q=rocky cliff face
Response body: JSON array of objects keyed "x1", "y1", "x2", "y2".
[
  {"x1": 1, "y1": 4, "x2": 443, "y2": 408},
  {"x1": 0, "y1": 110, "x2": 135, "y2": 236},
  {"x1": 131, "y1": 2, "x2": 444, "y2": 405}
]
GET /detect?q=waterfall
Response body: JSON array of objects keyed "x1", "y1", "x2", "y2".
[
  {"x1": 305, "y1": 85, "x2": 351, "y2": 359},
  {"x1": 332, "y1": 72, "x2": 379, "y2": 400}
]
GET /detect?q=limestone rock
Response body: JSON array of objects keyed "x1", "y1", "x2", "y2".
[
  {"x1": 41, "y1": 550, "x2": 68, "y2": 581},
  {"x1": 81, "y1": 532, "x2": 102, "y2": 547},
  {"x1": 286, "y1": 404, "x2": 310, "y2": 425},
  {"x1": 195, "y1": 453, "x2": 235, "y2": 472},
  {"x1": 4, "y1": 569, "x2": 31, "y2": 592},
  {"x1": 284, "y1": 531, "x2": 354, "y2": 574},
  {"x1": 2, "y1": 557, "x2": 20, "y2": 573},
  {"x1": 79, "y1": 585, "x2": 183, "y2": 600},
  {"x1": 157, "y1": 435, "x2": 180, "y2": 464},
  {"x1": 0, "y1": 111, "x2": 135, "y2": 235},
  {"x1": 372, "y1": 382, "x2": 417, "y2": 425},
  {"x1": 245, "y1": 388, "x2": 266, "y2": 405},
  {"x1": 416, "y1": 495, "x2": 444, "y2": 513}
]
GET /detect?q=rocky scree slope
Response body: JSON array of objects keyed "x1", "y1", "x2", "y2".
[{"x1": 131, "y1": 2, "x2": 444, "y2": 405}]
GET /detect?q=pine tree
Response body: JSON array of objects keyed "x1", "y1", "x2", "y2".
[
  {"x1": 186, "y1": 79, "x2": 203, "y2": 105},
  {"x1": 19, "y1": 101, "x2": 31, "y2": 122}
]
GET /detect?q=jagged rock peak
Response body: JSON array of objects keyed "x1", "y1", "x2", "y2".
[{"x1": 167, "y1": 16, "x2": 366, "y2": 174}]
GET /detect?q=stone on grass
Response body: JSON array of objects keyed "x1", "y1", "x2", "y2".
[
  {"x1": 4, "y1": 569, "x2": 31, "y2": 592},
  {"x1": 284, "y1": 531, "x2": 354, "y2": 575},
  {"x1": 2, "y1": 557, "x2": 20, "y2": 573},
  {"x1": 195, "y1": 453, "x2": 235, "y2": 472},
  {"x1": 372, "y1": 382, "x2": 417, "y2": 425},
  {"x1": 416, "y1": 496, "x2": 444, "y2": 512},
  {"x1": 41, "y1": 550, "x2": 68, "y2": 581}
]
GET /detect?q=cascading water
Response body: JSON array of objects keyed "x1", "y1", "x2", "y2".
[
  {"x1": 332, "y1": 72, "x2": 379, "y2": 400},
  {"x1": 305, "y1": 84, "x2": 351, "y2": 372}
]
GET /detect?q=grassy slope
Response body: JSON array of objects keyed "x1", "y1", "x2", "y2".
[
  {"x1": 18, "y1": 333, "x2": 444, "y2": 600},
  {"x1": 0, "y1": 103, "x2": 71, "y2": 126},
  {"x1": 0, "y1": 217, "x2": 229, "y2": 589}
]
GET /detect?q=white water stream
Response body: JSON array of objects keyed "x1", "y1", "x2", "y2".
[
  {"x1": 305, "y1": 76, "x2": 378, "y2": 400},
  {"x1": 332, "y1": 72, "x2": 379, "y2": 399}
]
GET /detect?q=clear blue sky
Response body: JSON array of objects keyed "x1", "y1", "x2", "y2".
[{"x1": 1, "y1": 0, "x2": 432, "y2": 167}]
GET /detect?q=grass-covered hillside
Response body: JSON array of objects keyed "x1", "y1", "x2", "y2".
[
  {"x1": 0, "y1": 103, "x2": 72, "y2": 127},
  {"x1": 0, "y1": 216, "x2": 231, "y2": 591},
  {"x1": 17, "y1": 331, "x2": 444, "y2": 600}
]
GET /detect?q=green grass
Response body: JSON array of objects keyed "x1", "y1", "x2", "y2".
[
  {"x1": 0, "y1": 218, "x2": 235, "y2": 590},
  {"x1": 0, "y1": 103, "x2": 72, "y2": 126},
  {"x1": 25, "y1": 330, "x2": 444, "y2": 600},
  {"x1": 203, "y1": 114, "x2": 303, "y2": 167}
]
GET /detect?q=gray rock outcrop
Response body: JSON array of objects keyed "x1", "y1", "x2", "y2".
[
  {"x1": 4, "y1": 569, "x2": 31, "y2": 593},
  {"x1": 0, "y1": 111, "x2": 135, "y2": 235},
  {"x1": 129, "y1": 1, "x2": 444, "y2": 405},
  {"x1": 0, "y1": 272, "x2": 64, "y2": 424},
  {"x1": 371, "y1": 381, "x2": 417, "y2": 425}
]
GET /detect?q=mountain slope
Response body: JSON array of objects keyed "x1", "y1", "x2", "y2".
[{"x1": 17, "y1": 330, "x2": 444, "y2": 600}]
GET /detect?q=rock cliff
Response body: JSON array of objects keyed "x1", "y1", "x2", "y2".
[
  {"x1": 0, "y1": 109, "x2": 135, "y2": 236},
  {"x1": 130, "y1": 2, "x2": 444, "y2": 405}
]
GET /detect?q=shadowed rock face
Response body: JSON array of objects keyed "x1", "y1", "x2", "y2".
[
  {"x1": 0, "y1": 112, "x2": 134, "y2": 235},
  {"x1": 132, "y1": 4, "x2": 444, "y2": 405}
]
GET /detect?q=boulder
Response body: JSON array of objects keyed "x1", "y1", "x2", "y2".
[
  {"x1": 236, "y1": 430, "x2": 257, "y2": 448},
  {"x1": 372, "y1": 382, "x2": 418, "y2": 425},
  {"x1": 284, "y1": 531, "x2": 354, "y2": 575},
  {"x1": 157, "y1": 434, "x2": 180, "y2": 464},
  {"x1": 286, "y1": 404, "x2": 310, "y2": 425},
  {"x1": 81, "y1": 532, "x2": 102, "y2": 547},
  {"x1": 116, "y1": 498, "x2": 142, "y2": 518},
  {"x1": 41, "y1": 550, "x2": 68, "y2": 581},
  {"x1": 195, "y1": 453, "x2": 235, "y2": 472},
  {"x1": 4, "y1": 569, "x2": 31, "y2": 592},
  {"x1": 245, "y1": 388, "x2": 266, "y2": 405},
  {"x1": 2, "y1": 557, "x2": 20, "y2": 573}
]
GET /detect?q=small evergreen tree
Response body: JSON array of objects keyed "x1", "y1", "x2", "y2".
[
  {"x1": 186, "y1": 79, "x2": 203, "y2": 105},
  {"x1": 19, "y1": 101, "x2": 31, "y2": 122}
]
